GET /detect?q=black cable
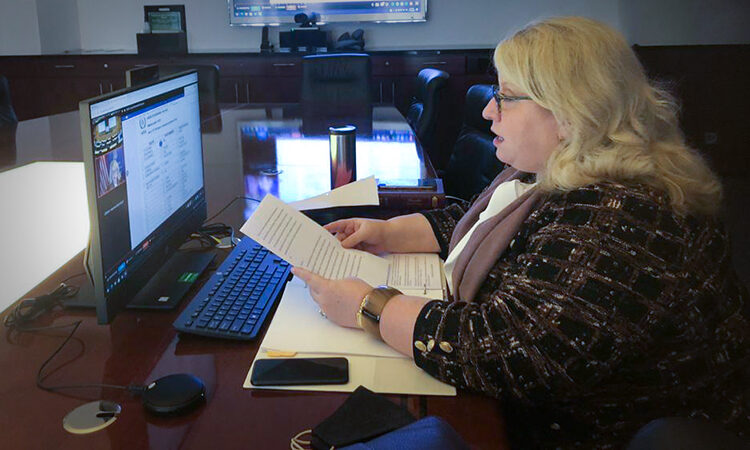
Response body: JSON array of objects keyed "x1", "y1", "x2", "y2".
[
  {"x1": 61, "y1": 272, "x2": 87, "y2": 285},
  {"x1": 4, "y1": 283, "x2": 145, "y2": 396},
  {"x1": 6, "y1": 196, "x2": 261, "y2": 396},
  {"x1": 185, "y1": 196, "x2": 260, "y2": 249},
  {"x1": 3, "y1": 283, "x2": 79, "y2": 329},
  {"x1": 204, "y1": 195, "x2": 260, "y2": 224},
  {"x1": 34, "y1": 319, "x2": 144, "y2": 395}
]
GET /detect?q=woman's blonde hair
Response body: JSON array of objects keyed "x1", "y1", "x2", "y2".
[{"x1": 494, "y1": 16, "x2": 722, "y2": 216}]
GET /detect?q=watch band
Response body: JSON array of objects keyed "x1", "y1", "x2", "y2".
[{"x1": 356, "y1": 286, "x2": 402, "y2": 340}]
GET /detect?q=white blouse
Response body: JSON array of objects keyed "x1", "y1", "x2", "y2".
[{"x1": 444, "y1": 179, "x2": 536, "y2": 294}]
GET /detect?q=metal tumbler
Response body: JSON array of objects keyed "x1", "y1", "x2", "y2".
[{"x1": 329, "y1": 125, "x2": 357, "y2": 188}]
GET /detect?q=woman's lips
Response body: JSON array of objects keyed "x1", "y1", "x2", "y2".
[{"x1": 494, "y1": 136, "x2": 504, "y2": 145}]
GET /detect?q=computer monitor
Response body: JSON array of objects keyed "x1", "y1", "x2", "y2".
[
  {"x1": 80, "y1": 71, "x2": 213, "y2": 324},
  {"x1": 229, "y1": 0, "x2": 427, "y2": 26}
]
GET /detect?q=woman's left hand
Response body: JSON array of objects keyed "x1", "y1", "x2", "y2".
[{"x1": 291, "y1": 267, "x2": 372, "y2": 328}]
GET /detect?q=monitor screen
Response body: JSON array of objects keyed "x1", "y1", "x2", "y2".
[
  {"x1": 229, "y1": 0, "x2": 427, "y2": 26},
  {"x1": 80, "y1": 71, "x2": 206, "y2": 323},
  {"x1": 144, "y1": 5, "x2": 186, "y2": 33},
  {"x1": 148, "y1": 11, "x2": 183, "y2": 32}
]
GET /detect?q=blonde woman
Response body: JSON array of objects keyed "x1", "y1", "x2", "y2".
[{"x1": 293, "y1": 17, "x2": 749, "y2": 448}]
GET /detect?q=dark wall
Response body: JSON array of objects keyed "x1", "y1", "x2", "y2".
[{"x1": 634, "y1": 45, "x2": 750, "y2": 177}]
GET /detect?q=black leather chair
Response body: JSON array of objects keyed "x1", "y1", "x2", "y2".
[
  {"x1": 406, "y1": 68, "x2": 449, "y2": 167},
  {"x1": 301, "y1": 53, "x2": 371, "y2": 107},
  {"x1": 301, "y1": 54, "x2": 372, "y2": 134},
  {"x1": 0, "y1": 75, "x2": 18, "y2": 127},
  {"x1": 0, "y1": 75, "x2": 18, "y2": 167},
  {"x1": 443, "y1": 84, "x2": 505, "y2": 201}
]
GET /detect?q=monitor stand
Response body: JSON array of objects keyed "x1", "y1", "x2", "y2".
[{"x1": 126, "y1": 250, "x2": 215, "y2": 310}]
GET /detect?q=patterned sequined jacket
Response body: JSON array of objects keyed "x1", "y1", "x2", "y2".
[{"x1": 417, "y1": 181, "x2": 749, "y2": 449}]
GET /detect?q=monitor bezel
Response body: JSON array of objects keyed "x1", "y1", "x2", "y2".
[
  {"x1": 79, "y1": 70, "x2": 206, "y2": 324},
  {"x1": 144, "y1": 5, "x2": 187, "y2": 33},
  {"x1": 227, "y1": 0, "x2": 428, "y2": 26}
]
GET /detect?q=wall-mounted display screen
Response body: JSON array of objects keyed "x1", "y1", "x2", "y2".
[
  {"x1": 145, "y1": 5, "x2": 187, "y2": 33},
  {"x1": 228, "y1": 0, "x2": 427, "y2": 26}
]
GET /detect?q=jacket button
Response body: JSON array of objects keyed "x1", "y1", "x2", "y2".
[
  {"x1": 439, "y1": 341, "x2": 453, "y2": 353},
  {"x1": 414, "y1": 340, "x2": 427, "y2": 352},
  {"x1": 426, "y1": 339, "x2": 435, "y2": 351}
]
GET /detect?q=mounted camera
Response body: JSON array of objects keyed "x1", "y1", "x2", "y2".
[
  {"x1": 279, "y1": 12, "x2": 327, "y2": 53},
  {"x1": 293, "y1": 12, "x2": 318, "y2": 28}
]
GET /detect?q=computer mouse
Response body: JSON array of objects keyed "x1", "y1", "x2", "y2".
[{"x1": 141, "y1": 373, "x2": 206, "y2": 416}]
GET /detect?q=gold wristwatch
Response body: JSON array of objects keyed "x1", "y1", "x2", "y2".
[{"x1": 356, "y1": 286, "x2": 403, "y2": 340}]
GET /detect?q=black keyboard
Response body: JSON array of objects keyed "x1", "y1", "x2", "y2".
[{"x1": 173, "y1": 237, "x2": 292, "y2": 340}]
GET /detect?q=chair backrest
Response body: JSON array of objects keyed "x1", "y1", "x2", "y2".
[
  {"x1": 405, "y1": 68, "x2": 449, "y2": 145},
  {"x1": 158, "y1": 64, "x2": 220, "y2": 106},
  {"x1": 443, "y1": 84, "x2": 505, "y2": 200},
  {"x1": 0, "y1": 75, "x2": 19, "y2": 128},
  {"x1": 301, "y1": 54, "x2": 372, "y2": 108},
  {"x1": 157, "y1": 65, "x2": 221, "y2": 130}
]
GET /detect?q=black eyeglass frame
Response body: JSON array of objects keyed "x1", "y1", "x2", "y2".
[{"x1": 491, "y1": 85, "x2": 533, "y2": 112}]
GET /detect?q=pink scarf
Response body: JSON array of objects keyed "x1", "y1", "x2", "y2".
[{"x1": 448, "y1": 168, "x2": 543, "y2": 301}]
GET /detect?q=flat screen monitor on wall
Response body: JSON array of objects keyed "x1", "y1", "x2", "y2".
[{"x1": 229, "y1": 0, "x2": 427, "y2": 26}]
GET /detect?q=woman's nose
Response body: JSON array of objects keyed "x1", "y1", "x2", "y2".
[{"x1": 482, "y1": 98, "x2": 499, "y2": 122}]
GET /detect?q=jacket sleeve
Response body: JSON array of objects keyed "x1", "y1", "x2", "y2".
[
  {"x1": 420, "y1": 198, "x2": 471, "y2": 260},
  {"x1": 411, "y1": 190, "x2": 677, "y2": 403}
]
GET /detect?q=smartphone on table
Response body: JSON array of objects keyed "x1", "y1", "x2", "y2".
[{"x1": 250, "y1": 357, "x2": 349, "y2": 386}]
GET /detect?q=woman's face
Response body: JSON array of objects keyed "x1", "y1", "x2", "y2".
[{"x1": 482, "y1": 81, "x2": 562, "y2": 173}]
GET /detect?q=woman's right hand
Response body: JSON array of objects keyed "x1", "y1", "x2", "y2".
[{"x1": 324, "y1": 218, "x2": 389, "y2": 254}]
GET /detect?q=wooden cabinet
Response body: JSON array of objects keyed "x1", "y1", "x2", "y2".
[{"x1": 1, "y1": 50, "x2": 491, "y2": 121}]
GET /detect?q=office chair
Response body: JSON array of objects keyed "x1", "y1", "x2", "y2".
[
  {"x1": 301, "y1": 53, "x2": 372, "y2": 108},
  {"x1": 301, "y1": 54, "x2": 372, "y2": 134},
  {"x1": 158, "y1": 64, "x2": 222, "y2": 132},
  {"x1": 406, "y1": 68, "x2": 449, "y2": 167},
  {"x1": 0, "y1": 75, "x2": 18, "y2": 167},
  {"x1": 0, "y1": 75, "x2": 18, "y2": 127},
  {"x1": 442, "y1": 84, "x2": 505, "y2": 201}
]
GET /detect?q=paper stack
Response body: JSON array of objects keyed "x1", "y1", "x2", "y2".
[{"x1": 239, "y1": 192, "x2": 454, "y2": 395}]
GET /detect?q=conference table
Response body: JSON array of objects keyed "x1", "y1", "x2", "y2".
[{"x1": 0, "y1": 105, "x2": 508, "y2": 449}]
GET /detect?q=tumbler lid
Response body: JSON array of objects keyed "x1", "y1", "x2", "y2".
[{"x1": 329, "y1": 125, "x2": 356, "y2": 135}]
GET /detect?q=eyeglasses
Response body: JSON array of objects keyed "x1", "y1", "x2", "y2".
[{"x1": 491, "y1": 85, "x2": 533, "y2": 113}]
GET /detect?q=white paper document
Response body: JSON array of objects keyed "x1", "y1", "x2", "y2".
[
  {"x1": 243, "y1": 276, "x2": 456, "y2": 396},
  {"x1": 240, "y1": 194, "x2": 446, "y2": 297},
  {"x1": 287, "y1": 176, "x2": 380, "y2": 211},
  {"x1": 260, "y1": 276, "x2": 403, "y2": 358},
  {"x1": 384, "y1": 253, "x2": 443, "y2": 297},
  {"x1": 240, "y1": 194, "x2": 390, "y2": 287}
]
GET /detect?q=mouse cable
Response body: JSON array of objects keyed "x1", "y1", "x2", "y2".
[
  {"x1": 204, "y1": 195, "x2": 260, "y2": 225},
  {"x1": 34, "y1": 319, "x2": 146, "y2": 396},
  {"x1": 3, "y1": 280, "x2": 146, "y2": 397}
]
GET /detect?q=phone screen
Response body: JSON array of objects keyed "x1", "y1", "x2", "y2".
[{"x1": 250, "y1": 357, "x2": 349, "y2": 386}]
